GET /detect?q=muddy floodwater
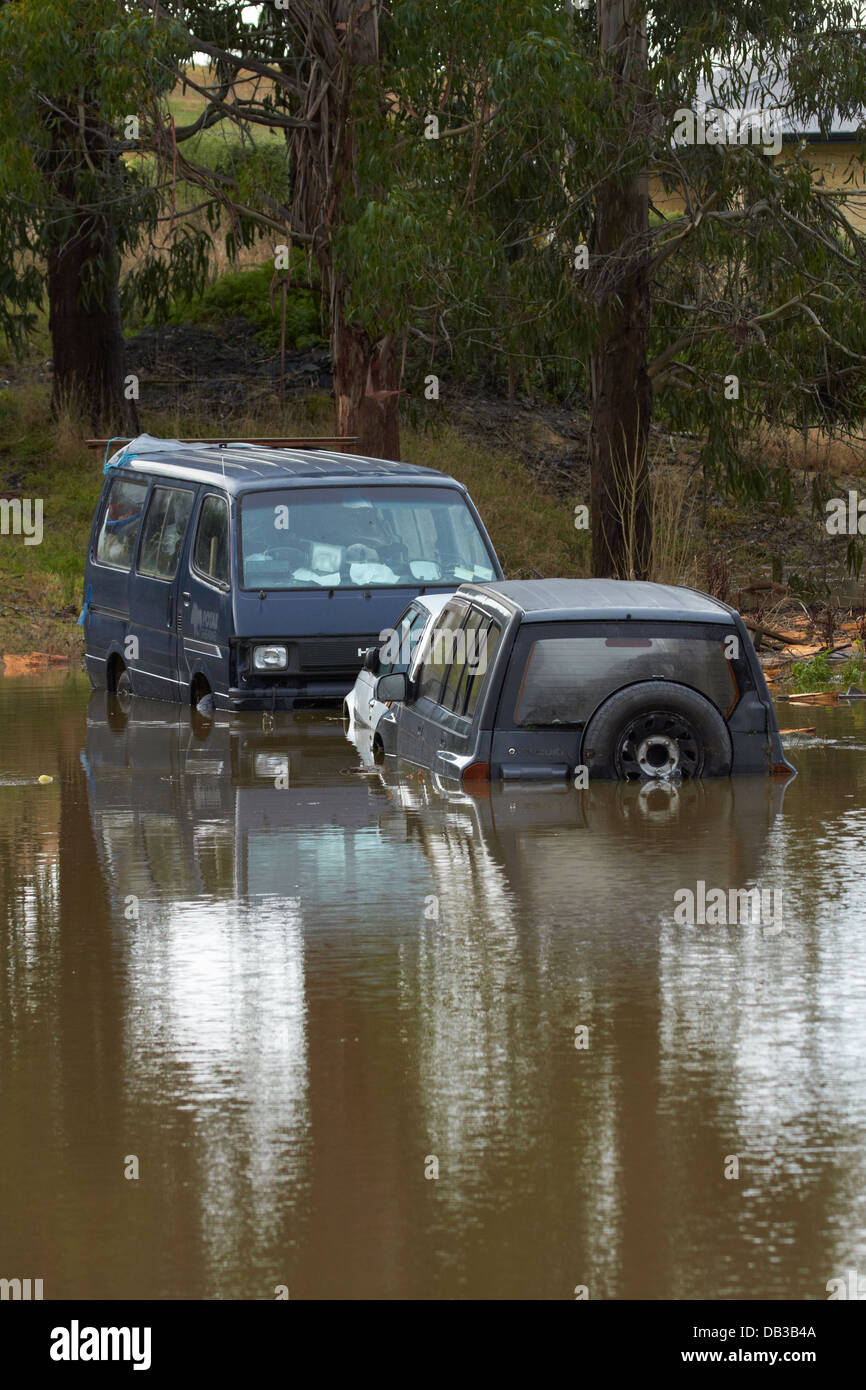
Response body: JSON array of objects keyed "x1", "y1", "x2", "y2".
[{"x1": 1, "y1": 671, "x2": 865, "y2": 1300}]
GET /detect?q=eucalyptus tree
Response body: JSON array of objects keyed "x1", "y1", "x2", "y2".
[
  {"x1": 329, "y1": 3, "x2": 866, "y2": 578},
  {"x1": 581, "y1": 1, "x2": 866, "y2": 575},
  {"x1": 128, "y1": 2, "x2": 866, "y2": 577},
  {"x1": 379, "y1": 2, "x2": 866, "y2": 576},
  {"x1": 0, "y1": 0, "x2": 211, "y2": 430}
]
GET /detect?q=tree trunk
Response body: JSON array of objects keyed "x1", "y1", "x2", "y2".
[
  {"x1": 47, "y1": 211, "x2": 139, "y2": 435},
  {"x1": 331, "y1": 288, "x2": 401, "y2": 460},
  {"x1": 590, "y1": 0, "x2": 651, "y2": 579},
  {"x1": 331, "y1": 6, "x2": 398, "y2": 459}
]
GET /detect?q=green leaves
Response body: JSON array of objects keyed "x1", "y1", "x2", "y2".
[
  {"x1": 4, "y1": 0, "x2": 866, "y2": 473},
  {"x1": 0, "y1": 0, "x2": 200, "y2": 347}
]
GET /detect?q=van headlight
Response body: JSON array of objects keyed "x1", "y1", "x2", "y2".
[{"x1": 252, "y1": 644, "x2": 288, "y2": 672}]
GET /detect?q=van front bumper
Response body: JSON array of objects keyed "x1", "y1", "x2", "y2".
[{"x1": 227, "y1": 680, "x2": 351, "y2": 711}]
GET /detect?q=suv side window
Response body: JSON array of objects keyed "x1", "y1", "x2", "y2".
[
  {"x1": 193, "y1": 494, "x2": 230, "y2": 586},
  {"x1": 138, "y1": 486, "x2": 195, "y2": 580},
  {"x1": 416, "y1": 603, "x2": 467, "y2": 703},
  {"x1": 463, "y1": 617, "x2": 502, "y2": 718},
  {"x1": 440, "y1": 607, "x2": 484, "y2": 714},
  {"x1": 380, "y1": 604, "x2": 427, "y2": 677},
  {"x1": 95, "y1": 477, "x2": 149, "y2": 570}
]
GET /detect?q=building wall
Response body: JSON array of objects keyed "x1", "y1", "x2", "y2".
[{"x1": 650, "y1": 142, "x2": 866, "y2": 231}]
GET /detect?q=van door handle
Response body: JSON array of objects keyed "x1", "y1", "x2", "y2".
[{"x1": 181, "y1": 592, "x2": 191, "y2": 607}]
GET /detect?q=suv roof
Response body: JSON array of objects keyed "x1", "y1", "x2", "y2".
[
  {"x1": 459, "y1": 577, "x2": 735, "y2": 624},
  {"x1": 107, "y1": 434, "x2": 462, "y2": 497}
]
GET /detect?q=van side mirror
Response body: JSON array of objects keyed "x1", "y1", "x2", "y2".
[
  {"x1": 377, "y1": 672, "x2": 411, "y2": 703},
  {"x1": 363, "y1": 645, "x2": 380, "y2": 673}
]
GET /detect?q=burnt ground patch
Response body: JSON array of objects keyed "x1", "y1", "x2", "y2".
[{"x1": 124, "y1": 316, "x2": 333, "y2": 414}]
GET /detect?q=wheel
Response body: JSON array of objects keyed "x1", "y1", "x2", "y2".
[
  {"x1": 115, "y1": 667, "x2": 133, "y2": 708},
  {"x1": 191, "y1": 675, "x2": 213, "y2": 714},
  {"x1": 581, "y1": 681, "x2": 732, "y2": 781}
]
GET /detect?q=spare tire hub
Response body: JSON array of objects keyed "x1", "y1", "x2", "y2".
[
  {"x1": 616, "y1": 712, "x2": 702, "y2": 780},
  {"x1": 635, "y1": 734, "x2": 680, "y2": 778}
]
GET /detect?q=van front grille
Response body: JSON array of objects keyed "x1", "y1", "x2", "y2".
[{"x1": 296, "y1": 637, "x2": 375, "y2": 673}]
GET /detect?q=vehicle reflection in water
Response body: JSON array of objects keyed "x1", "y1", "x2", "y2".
[
  {"x1": 2, "y1": 676, "x2": 865, "y2": 1299},
  {"x1": 374, "y1": 759, "x2": 796, "y2": 1298}
]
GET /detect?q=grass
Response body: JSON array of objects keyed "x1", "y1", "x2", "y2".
[
  {"x1": 651, "y1": 464, "x2": 700, "y2": 587},
  {"x1": 0, "y1": 387, "x2": 96, "y2": 654},
  {"x1": 402, "y1": 424, "x2": 588, "y2": 580},
  {"x1": 789, "y1": 651, "x2": 835, "y2": 693},
  {"x1": 839, "y1": 643, "x2": 866, "y2": 689},
  {"x1": 0, "y1": 392, "x2": 589, "y2": 657},
  {"x1": 155, "y1": 260, "x2": 324, "y2": 352},
  {"x1": 784, "y1": 645, "x2": 866, "y2": 694}
]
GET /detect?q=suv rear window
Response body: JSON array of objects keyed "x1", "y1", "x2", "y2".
[{"x1": 509, "y1": 623, "x2": 739, "y2": 727}]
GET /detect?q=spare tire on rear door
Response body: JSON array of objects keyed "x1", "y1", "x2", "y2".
[{"x1": 581, "y1": 680, "x2": 732, "y2": 781}]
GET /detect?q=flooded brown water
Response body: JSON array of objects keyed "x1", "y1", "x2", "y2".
[{"x1": 1, "y1": 671, "x2": 865, "y2": 1300}]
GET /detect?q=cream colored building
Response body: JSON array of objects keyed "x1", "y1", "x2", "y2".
[
  {"x1": 652, "y1": 133, "x2": 866, "y2": 230},
  {"x1": 652, "y1": 74, "x2": 866, "y2": 230}
]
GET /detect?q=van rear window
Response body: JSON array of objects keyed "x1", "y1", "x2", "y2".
[
  {"x1": 239, "y1": 485, "x2": 496, "y2": 590},
  {"x1": 511, "y1": 626, "x2": 739, "y2": 726}
]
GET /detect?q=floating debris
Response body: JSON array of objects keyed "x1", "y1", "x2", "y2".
[{"x1": 783, "y1": 691, "x2": 839, "y2": 705}]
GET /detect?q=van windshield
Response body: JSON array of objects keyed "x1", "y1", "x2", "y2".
[{"x1": 239, "y1": 485, "x2": 496, "y2": 590}]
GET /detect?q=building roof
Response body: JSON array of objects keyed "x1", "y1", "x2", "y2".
[
  {"x1": 698, "y1": 64, "x2": 866, "y2": 142},
  {"x1": 461, "y1": 578, "x2": 734, "y2": 623},
  {"x1": 108, "y1": 434, "x2": 457, "y2": 495}
]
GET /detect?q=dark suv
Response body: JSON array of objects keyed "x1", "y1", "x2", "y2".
[{"x1": 373, "y1": 578, "x2": 794, "y2": 783}]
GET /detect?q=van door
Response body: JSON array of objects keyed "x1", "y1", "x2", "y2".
[
  {"x1": 131, "y1": 484, "x2": 197, "y2": 698},
  {"x1": 86, "y1": 474, "x2": 150, "y2": 686},
  {"x1": 180, "y1": 491, "x2": 233, "y2": 704}
]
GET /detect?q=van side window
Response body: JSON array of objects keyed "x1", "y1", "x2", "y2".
[
  {"x1": 193, "y1": 495, "x2": 230, "y2": 586},
  {"x1": 95, "y1": 477, "x2": 149, "y2": 570},
  {"x1": 138, "y1": 487, "x2": 195, "y2": 580},
  {"x1": 416, "y1": 604, "x2": 467, "y2": 703},
  {"x1": 463, "y1": 618, "x2": 501, "y2": 718}
]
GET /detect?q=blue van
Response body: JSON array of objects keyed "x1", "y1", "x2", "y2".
[{"x1": 81, "y1": 435, "x2": 502, "y2": 710}]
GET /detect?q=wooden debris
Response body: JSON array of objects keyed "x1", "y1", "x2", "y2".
[
  {"x1": 0, "y1": 652, "x2": 72, "y2": 675},
  {"x1": 735, "y1": 580, "x2": 788, "y2": 607},
  {"x1": 742, "y1": 617, "x2": 802, "y2": 647},
  {"x1": 784, "y1": 690, "x2": 839, "y2": 705}
]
